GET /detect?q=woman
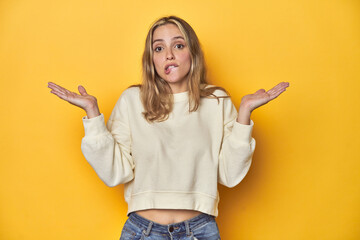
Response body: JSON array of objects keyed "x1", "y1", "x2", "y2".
[{"x1": 48, "y1": 16, "x2": 289, "y2": 240}]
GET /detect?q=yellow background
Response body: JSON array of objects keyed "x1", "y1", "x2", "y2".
[{"x1": 1, "y1": 0, "x2": 359, "y2": 239}]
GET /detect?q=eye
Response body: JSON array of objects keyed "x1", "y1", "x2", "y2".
[
  {"x1": 175, "y1": 44, "x2": 184, "y2": 49},
  {"x1": 154, "y1": 46, "x2": 163, "y2": 52}
]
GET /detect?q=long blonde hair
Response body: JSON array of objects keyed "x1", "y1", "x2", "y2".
[{"x1": 139, "y1": 16, "x2": 228, "y2": 122}]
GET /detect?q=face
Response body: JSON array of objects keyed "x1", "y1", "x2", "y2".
[{"x1": 152, "y1": 24, "x2": 191, "y2": 93}]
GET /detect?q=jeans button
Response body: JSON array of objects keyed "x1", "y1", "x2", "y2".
[{"x1": 169, "y1": 226, "x2": 174, "y2": 232}]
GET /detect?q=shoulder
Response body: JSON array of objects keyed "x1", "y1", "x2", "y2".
[
  {"x1": 112, "y1": 86, "x2": 141, "y2": 110},
  {"x1": 119, "y1": 85, "x2": 141, "y2": 100},
  {"x1": 202, "y1": 84, "x2": 230, "y2": 98}
]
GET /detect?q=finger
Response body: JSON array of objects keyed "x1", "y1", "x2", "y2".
[
  {"x1": 48, "y1": 82, "x2": 61, "y2": 91},
  {"x1": 48, "y1": 82, "x2": 64, "y2": 90},
  {"x1": 267, "y1": 87, "x2": 281, "y2": 96},
  {"x1": 273, "y1": 82, "x2": 289, "y2": 91},
  {"x1": 267, "y1": 82, "x2": 285, "y2": 92},
  {"x1": 48, "y1": 84, "x2": 67, "y2": 95},
  {"x1": 268, "y1": 85, "x2": 288, "y2": 100},
  {"x1": 269, "y1": 89, "x2": 285, "y2": 100},
  {"x1": 49, "y1": 84, "x2": 79, "y2": 101},
  {"x1": 267, "y1": 82, "x2": 289, "y2": 95},
  {"x1": 48, "y1": 85, "x2": 65, "y2": 94},
  {"x1": 48, "y1": 82, "x2": 71, "y2": 94},
  {"x1": 255, "y1": 89, "x2": 266, "y2": 94},
  {"x1": 49, "y1": 85, "x2": 65, "y2": 95},
  {"x1": 50, "y1": 86, "x2": 69, "y2": 97},
  {"x1": 78, "y1": 85, "x2": 88, "y2": 96},
  {"x1": 50, "y1": 89, "x2": 69, "y2": 101}
]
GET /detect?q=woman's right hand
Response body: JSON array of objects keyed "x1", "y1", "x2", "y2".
[{"x1": 48, "y1": 82, "x2": 100, "y2": 118}]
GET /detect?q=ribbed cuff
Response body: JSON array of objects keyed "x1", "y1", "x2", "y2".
[
  {"x1": 231, "y1": 119, "x2": 254, "y2": 143},
  {"x1": 82, "y1": 113, "x2": 108, "y2": 137}
]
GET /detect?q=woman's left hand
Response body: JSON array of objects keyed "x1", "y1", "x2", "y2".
[
  {"x1": 241, "y1": 82, "x2": 290, "y2": 112},
  {"x1": 237, "y1": 82, "x2": 290, "y2": 124}
]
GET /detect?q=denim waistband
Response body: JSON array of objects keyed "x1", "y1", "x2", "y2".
[{"x1": 128, "y1": 212, "x2": 214, "y2": 236}]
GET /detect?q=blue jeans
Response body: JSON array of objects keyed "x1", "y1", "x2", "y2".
[{"x1": 120, "y1": 212, "x2": 221, "y2": 240}]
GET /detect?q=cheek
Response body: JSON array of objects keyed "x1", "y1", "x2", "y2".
[
  {"x1": 176, "y1": 49, "x2": 191, "y2": 66},
  {"x1": 152, "y1": 56, "x2": 162, "y2": 72},
  {"x1": 182, "y1": 52, "x2": 192, "y2": 69}
]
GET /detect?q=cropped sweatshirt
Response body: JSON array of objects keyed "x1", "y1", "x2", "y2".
[{"x1": 81, "y1": 86, "x2": 256, "y2": 217}]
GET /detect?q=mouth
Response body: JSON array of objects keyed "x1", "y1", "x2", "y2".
[{"x1": 165, "y1": 64, "x2": 178, "y2": 74}]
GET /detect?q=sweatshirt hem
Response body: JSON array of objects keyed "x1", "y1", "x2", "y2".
[{"x1": 127, "y1": 191, "x2": 219, "y2": 217}]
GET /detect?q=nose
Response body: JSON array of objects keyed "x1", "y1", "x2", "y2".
[{"x1": 166, "y1": 48, "x2": 174, "y2": 60}]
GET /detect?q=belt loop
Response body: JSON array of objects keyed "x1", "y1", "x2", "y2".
[
  {"x1": 143, "y1": 221, "x2": 153, "y2": 236},
  {"x1": 185, "y1": 220, "x2": 191, "y2": 236}
]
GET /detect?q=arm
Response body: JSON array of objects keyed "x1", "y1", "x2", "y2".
[
  {"x1": 218, "y1": 98, "x2": 256, "y2": 188},
  {"x1": 48, "y1": 82, "x2": 134, "y2": 186},
  {"x1": 218, "y1": 82, "x2": 289, "y2": 187},
  {"x1": 81, "y1": 93, "x2": 134, "y2": 187}
]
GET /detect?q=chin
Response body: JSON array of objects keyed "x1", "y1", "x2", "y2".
[{"x1": 163, "y1": 77, "x2": 181, "y2": 84}]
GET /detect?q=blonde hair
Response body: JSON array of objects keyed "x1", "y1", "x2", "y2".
[{"x1": 139, "y1": 16, "x2": 228, "y2": 122}]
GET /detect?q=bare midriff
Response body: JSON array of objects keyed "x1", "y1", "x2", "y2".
[{"x1": 135, "y1": 209, "x2": 202, "y2": 225}]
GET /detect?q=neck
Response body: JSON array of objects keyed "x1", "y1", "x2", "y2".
[{"x1": 169, "y1": 82, "x2": 188, "y2": 94}]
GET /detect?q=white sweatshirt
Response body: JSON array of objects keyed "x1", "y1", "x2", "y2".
[{"x1": 81, "y1": 86, "x2": 255, "y2": 217}]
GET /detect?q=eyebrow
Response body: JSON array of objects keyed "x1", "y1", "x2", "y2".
[{"x1": 152, "y1": 36, "x2": 185, "y2": 44}]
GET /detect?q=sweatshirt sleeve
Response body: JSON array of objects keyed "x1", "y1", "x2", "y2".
[
  {"x1": 81, "y1": 93, "x2": 134, "y2": 187},
  {"x1": 218, "y1": 97, "x2": 256, "y2": 188}
]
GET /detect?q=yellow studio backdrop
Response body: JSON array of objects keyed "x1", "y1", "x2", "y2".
[{"x1": 0, "y1": 0, "x2": 359, "y2": 239}]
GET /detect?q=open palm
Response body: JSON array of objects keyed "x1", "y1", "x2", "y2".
[
  {"x1": 48, "y1": 82, "x2": 100, "y2": 118},
  {"x1": 241, "y1": 82, "x2": 290, "y2": 112}
]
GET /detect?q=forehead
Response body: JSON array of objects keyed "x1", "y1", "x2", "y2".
[{"x1": 152, "y1": 23, "x2": 184, "y2": 41}]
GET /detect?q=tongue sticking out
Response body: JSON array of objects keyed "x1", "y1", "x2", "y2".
[{"x1": 165, "y1": 65, "x2": 176, "y2": 74}]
